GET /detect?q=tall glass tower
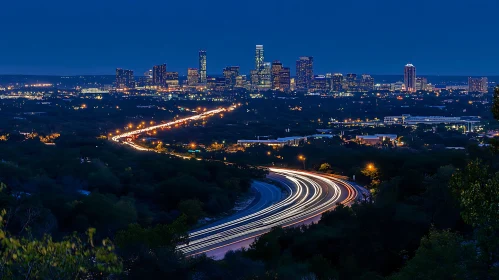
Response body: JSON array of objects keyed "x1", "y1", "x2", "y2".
[
  {"x1": 199, "y1": 50, "x2": 207, "y2": 84},
  {"x1": 255, "y1": 45, "x2": 264, "y2": 70},
  {"x1": 404, "y1": 63, "x2": 416, "y2": 92}
]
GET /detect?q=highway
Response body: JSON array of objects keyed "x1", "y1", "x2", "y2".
[
  {"x1": 110, "y1": 105, "x2": 237, "y2": 151},
  {"x1": 178, "y1": 169, "x2": 358, "y2": 257},
  {"x1": 109, "y1": 106, "x2": 359, "y2": 259}
]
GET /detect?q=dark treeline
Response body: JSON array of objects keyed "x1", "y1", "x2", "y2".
[
  {"x1": 0, "y1": 135, "x2": 264, "y2": 239},
  {"x1": 0, "y1": 88, "x2": 497, "y2": 279}
]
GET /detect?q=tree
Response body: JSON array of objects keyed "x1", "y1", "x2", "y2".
[
  {"x1": 156, "y1": 142, "x2": 167, "y2": 153},
  {"x1": 178, "y1": 199, "x2": 205, "y2": 225},
  {"x1": 493, "y1": 86, "x2": 499, "y2": 121},
  {"x1": 449, "y1": 160, "x2": 499, "y2": 269},
  {"x1": 0, "y1": 183, "x2": 122, "y2": 279},
  {"x1": 492, "y1": 86, "x2": 499, "y2": 153},
  {"x1": 389, "y1": 229, "x2": 480, "y2": 280},
  {"x1": 318, "y1": 163, "x2": 331, "y2": 173},
  {"x1": 361, "y1": 163, "x2": 380, "y2": 192},
  {"x1": 115, "y1": 216, "x2": 189, "y2": 279},
  {"x1": 449, "y1": 160, "x2": 499, "y2": 229}
]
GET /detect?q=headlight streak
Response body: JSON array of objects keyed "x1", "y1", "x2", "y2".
[
  {"x1": 179, "y1": 169, "x2": 358, "y2": 256},
  {"x1": 107, "y1": 106, "x2": 359, "y2": 258},
  {"x1": 110, "y1": 106, "x2": 236, "y2": 144}
]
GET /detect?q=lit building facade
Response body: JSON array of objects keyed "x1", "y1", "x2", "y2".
[
  {"x1": 416, "y1": 77, "x2": 428, "y2": 91},
  {"x1": 223, "y1": 66, "x2": 240, "y2": 89},
  {"x1": 165, "y1": 72, "x2": 179, "y2": 87},
  {"x1": 199, "y1": 50, "x2": 207, "y2": 84},
  {"x1": 404, "y1": 63, "x2": 416, "y2": 92},
  {"x1": 313, "y1": 75, "x2": 328, "y2": 93},
  {"x1": 296, "y1": 56, "x2": 314, "y2": 91},
  {"x1": 258, "y1": 62, "x2": 272, "y2": 90},
  {"x1": 332, "y1": 73, "x2": 343, "y2": 92},
  {"x1": 235, "y1": 75, "x2": 248, "y2": 89},
  {"x1": 271, "y1": 61, "x2": 283, "y2": 90},
  {"x1": 345, "y1": 74, "x2": 357, "y2": 92},
  {"x1": 255, "y1": 45, "x2": 264, "y2": 70},
  {"x1": 468, "y1": 77, "x2": 488, "y2": 93},
  {"x1": 187, "y1": 68, "x2": 199, "y2": 86},
  {"x1": 207, "y1": 77, "x2": 226, "y2": 92},
  {"x1": 153, "y1": 64, "x2": 167, "y2": 87},
  {"x1": 360, "y1": 74, "x2": 374, "y2": 92},
  {"x1": 279, "y1": 67, "x2": 291, "y2": 92},
  {"x1": 115, "y1": 68, "x2": 134, "y2": 89}
]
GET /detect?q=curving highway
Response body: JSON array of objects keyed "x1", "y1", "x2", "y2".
[
  {"x1": 110, "y1": 105, "x2": 237, "y2": 151},
  {"x1": 178, "y1": 169, "x2": 358, "y2": 257},
  {"x1": 109, "y1": 106, "x2": 359, "y2": 258}
]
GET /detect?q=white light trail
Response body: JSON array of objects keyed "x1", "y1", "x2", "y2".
[{"x1": 179, "y1": 169, "x2": 357, "y2": 255}]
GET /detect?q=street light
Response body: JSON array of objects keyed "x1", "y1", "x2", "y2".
[
  {"x1": 367, "y1": 164, "x2": 374, "y2": 170},
  {"x1": 298, "y1": 155, "x2": 306, "y2": 170}
]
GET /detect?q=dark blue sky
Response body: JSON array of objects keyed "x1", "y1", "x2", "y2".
[{"x1": 1, "y1": 0, "x2": 498, "y2": 76}]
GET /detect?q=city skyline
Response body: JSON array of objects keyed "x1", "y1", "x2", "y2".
[{"x1": 1, "y1": 0, "x2": 498, "y2": 76}]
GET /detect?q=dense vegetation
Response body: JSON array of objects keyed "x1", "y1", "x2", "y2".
[{"x1": 0, "y1": 87, "x2": 497, "y2": 279}]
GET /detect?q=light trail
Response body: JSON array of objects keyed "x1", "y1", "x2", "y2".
[
  {"x1": 110, "y1": 105, "x2": 237, "y2": 144},
  {"x1": 108, "y1": 104, "x2": 358, "y2": 258},
  {"x1": 179, "y1": 169, "x2": 358, "y2": 256}
]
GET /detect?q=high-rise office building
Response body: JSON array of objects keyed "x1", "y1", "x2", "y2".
[
  {"x1": 255, "y1": 45, "x2": 264, "y2": 70},
  {"x1": 223, "y1": 66, "x2": 240, "y2": 89},
  {"x1": 165, "y1": 72, "x2": 179, "y2": 87},
  {"x1": 345, "y1": 74, "x2": 357, "y2": 92},
  {"x1": 468, "y1": 77, "x2": 488, "y2": 93},
  {"x1": 325, "y1": 73, "x2": 332, "y2": 90},
  {"x1": 115, "y1": 68, "x2": 134, "y2": 89},
  {"x1": 187, "y1": 68, "x2": 199, "y2": 86},
  {"x1": 416, "y1": 77, "x2": 428, "y2": 91},
  {"x1": 235, "y1": 75, "x2": 248, "y2": 89},
  {"x1": 313, "y1": 75, "x2": 328, "y2": 93},
  {"x1": 404, "y1": 63, "x2": 416, "y2": 92},
  {"x1": 271, "y1": 61, "x2": 283, "y2": 90},
  {"x1": 207, "y1": 77, "x2": 226, "y2": 92},
  {"x1": 199, "y1": 50, "x2": 207, "y2": 84},
  {"x1": 250, "y1": 70, "x2": 259, "y2": 88},
  {"x1": 259, "y1": 62, "x2": 272, "y2": 90},
  {"x1": 153, "y1": 64, "x2": 167, "y2": 87},
  {"x1": 279, "y1": 67, "x2": 291, "y2": 92},
  {"x1": 296, "y1": 56, "x2": 314, "y2": 91},
  {"x1": 332, "y1": 73, "x2": 343, "y2": 92},
  {"x1": 360, "y1": 74, "x2": 374, "y2": 92}
]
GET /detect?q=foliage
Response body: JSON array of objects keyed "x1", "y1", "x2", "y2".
[
  {"x1": 115, "y1": 217, "x2": 189, "y2": 279},
  {"x1": 318, "y1": 163, "x2": 331, "y2": 172},
  {"x1": 449, "y1": 160, "x2": 499, "y2": 229},
  {"x1": 115, "y1": 215, "x2": 188, "y2": 253},
  {"x1": 361, "y1": 164, "x2": 380, "y2": 191},
  {"x1": 389, "y1": 229, "x2": 481, "y2": 280},
  {"x1": 493, "y1": 86, "x2": 499, "y2": 121},
  {"x1": 0, "y1": 183, "x2": 122, "y2": 279},
  {"x1": 493, "y1": 86, "x2": 499, "y2": 153}
]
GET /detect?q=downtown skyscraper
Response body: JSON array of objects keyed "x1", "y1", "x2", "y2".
[
  {"x1": 404, "y1": 63, "x2": 416, "y2": 92},
  {"x1": 199, "y1": 50, "x2": 207, "y2": 84},
  {"x1": 271, "y1": 61, "x2": 283, "y2": 90},
  {"x1": 152, "y1": 64, "x2": 167, "y2": 87},
  {"x1": 296, "y1": 56, "x2": 314, "y2": 91},
  {"x1": 255, "y1": 45, "x2": 264, "y2": 70},
  {"x1": 115, "y1": 68, "x2": 134, "y2": 89}
]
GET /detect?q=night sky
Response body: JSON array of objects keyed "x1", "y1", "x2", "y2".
[{"x1": 1, "y1": 0, "x2": 498, "y2": 76}]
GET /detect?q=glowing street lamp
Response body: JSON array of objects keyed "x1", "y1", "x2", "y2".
[{"x1": 298, "y1": 155, "x2": 306, "y2": 170}]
